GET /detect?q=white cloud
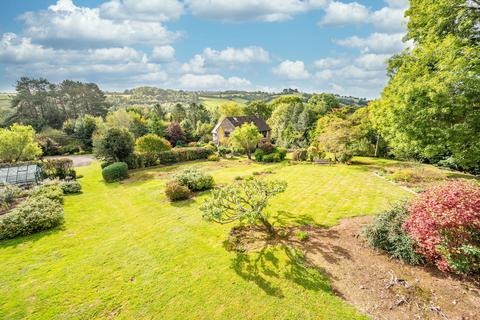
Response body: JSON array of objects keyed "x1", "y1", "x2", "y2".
[
  {"x1": 100, "y1": 0, "x2": 184, "y2": 22},
  {"x1": 0, "y1": 33, "x2": 55, "y2": 63},
  {"x1": 355, "y1": 53, "x2": 391, "y2": 70},
  {"x1": 320, "y1": 1, "x2": 370, "y2": 26},
  {"x1": 272, "y1": 60, "x2": 310, "y2": 80},
  {"x1": 370, "y1": 6, "x2": 407, "y2": 32},
  {"x1": 314, "y1": 57, "x2": 345, "y2": 69},
  {"x1": 0, "y1": 33, "x2": 168, "y2": 88},
  {"x1": 151, "y1": 45, "x2": 175, "y2": 61},
  {"x1": 178, "y1": 73, "x2": 251, "y2": 90},
  {"x1": 385, "y1": 0, "x2": 409, "y2": 9},
  {"x1": 186, "y1": 0, "x2": 328, "y2": 22},
  {"x1": 20, "y1": 0, "x2": 180, "y2": 48},
  {"x1": 202, "y1": 46, "x2": 270, "y2": 64},
  {"x1": 336, "y1": 32, "x2": 411, "y2": 54},
  {"x1": 180, "y1": 54, "x2": 206, "y2": 74}
]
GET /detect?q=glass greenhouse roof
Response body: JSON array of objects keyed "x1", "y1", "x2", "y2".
[{"x1": 0, "y1": 164, "x2": 42, "y2": 185}]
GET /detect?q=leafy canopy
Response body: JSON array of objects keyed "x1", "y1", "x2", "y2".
[
  {"x1": 135, "y1": 134, "x2": 171, "y2": 155},
  {"x1": 0, "y1": 124, "x2": 42, "y2": 162},
  {"x1": 200, "y1": 178, "x2": 287, "y2": 235},
  {"x1": 229, "y1": 123, "x2": 263, "y2": 159}
]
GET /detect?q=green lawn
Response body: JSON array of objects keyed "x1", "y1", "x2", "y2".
[{"x1": 0, "y1": 158, "x2": 410, "y2": 319}]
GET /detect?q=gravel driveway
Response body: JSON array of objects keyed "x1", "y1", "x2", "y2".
[{"x1": 43, "y1": 155, "x2": 96, "y2": 167}]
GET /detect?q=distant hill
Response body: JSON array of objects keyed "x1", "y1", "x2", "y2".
[{"x1": 106, "y1": 87, "x2": 369, "y2": 108}]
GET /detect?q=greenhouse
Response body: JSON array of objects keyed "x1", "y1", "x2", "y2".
[{"x1": 0, "y1": 164, "x2": 42, "y2": 186}]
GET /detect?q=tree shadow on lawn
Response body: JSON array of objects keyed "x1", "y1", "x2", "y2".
[
  {"x1": 0, "y1": 225, "x2": 66, "y2": 249},
  {"x1": 272, "y1": 210, "x2": 319, "y2": 227},
  {"x1": 231, "y1": 245, "x2": 332, "y2": 298}
]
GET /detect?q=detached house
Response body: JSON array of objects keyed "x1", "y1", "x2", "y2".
[{"x1": 211, "y1": 115, "x2": 271, "y2": 145}]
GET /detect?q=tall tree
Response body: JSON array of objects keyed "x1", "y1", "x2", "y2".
[
  {"x1": 244, "y1": 100, "x2": 273, "y2": 120},
  {"x1": 229, "y1": 123, "x2": 263, "y2": 159},
  {"x1": 372, "y1": 0, "x2": 480, "y2": 172},
  {"x1": 268, "y1": 97, "x2": 315, "y2": 148}
]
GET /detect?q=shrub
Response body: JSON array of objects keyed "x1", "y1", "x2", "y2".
[
  {"x1": 0, "y1": 196, "x2": 64, "y2": 240},
  {"x1": 254, "y1": 149, "x2": 265, "y2": 162},
  {"x1": 217, "y1": 146, "x2": 231, "y2": 157},
  {"x1": 363, "y1": 202, "x2": 425, "y2": 265},
  {"x1": 0, "y1": 185, "x2": 21, "y2": 209},
  {"x1": 391, "y1": 169, "x2": 417, "y2": 183},
  {"x1": 102, "y1": 162, "x2": 129, "y2": 183},
  {"x1": 258, "y1": 139, "x2": 275, "y2": 154},
  {"x1": 41, "y1": 158, "x2": 76, "y2": 180},
  {"x1": 292, "y1": 148, "x2": 308, "y2": 161},
  {"x1": 176, "y1": 167, "x2": 214, "y2": 192},
  {"x1": 61, "y1": 181, "x2": 82, "y2": 194},
  {"x1": 32, "y1": 183, "x2": 64, "y2": 204},
  {"x1": 136, "y1": 134, "x2": 171, "y2": 155},
  {"x1": 296, "y1": 231, "x2": 309, "y2": 241},
  {"x1": 336, "y1": 152, "x2": 353, "y2": 163},
  {"x1": 254, "y1": 147, "x2": 286, "y2": 163},
  {"x1": 165, "y1": 180, "x2": 191, "y2": 201},
  {"x1": 208, "y1": 154, "x2": 220, "y2": 161},
  {"x1": 404, "y1": 180, "x2": 480, "y2": 274},
  {"x1": 157, "y1": 147, "x2": 214, "y2": 164}
]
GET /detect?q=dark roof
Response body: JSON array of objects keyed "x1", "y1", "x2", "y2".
[{"x1": 225, "y1": 116, "x2": 270, "y2": 132}]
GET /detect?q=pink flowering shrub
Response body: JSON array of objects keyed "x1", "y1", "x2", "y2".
[{"x1": 404, "y1": 180, "x2": 480, "y2": 274}]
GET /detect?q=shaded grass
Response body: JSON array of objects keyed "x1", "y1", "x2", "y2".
[{"x1": 0, "y1": 158, "x2": 410, "y2": 319}]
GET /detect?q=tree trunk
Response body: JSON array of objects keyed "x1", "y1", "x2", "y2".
[
  {"x1": 247, "y1": 150, "x2": 252, "y2": 160},
  {"x1": 259, "y1": 217, "x2": 275, "y2": 236},
  {"x1": 374, "y1": 135, "x2": 380, "y2": 158}
]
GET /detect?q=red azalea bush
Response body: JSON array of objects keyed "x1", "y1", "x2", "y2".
[{"x1": 404, "y1": 180, "x2": 480, "y2": 274}]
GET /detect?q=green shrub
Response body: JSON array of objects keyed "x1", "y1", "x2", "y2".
[
  {"x1": 296, "y1": 231, "x2": 309, "y2": 241},
  {"x1": 0, "y1": 195, "x2": 64, "y2": 240},
  {"x1": 336, "y1": 152, "x2": 353, "y2": 163},
  {"x1": 363, "y1": 202, "x2": 425, "y2": 265},
  {"x1": 165, "y1": 180, "x2": 191, "y2": 201},
  {"x1": 157, "y1": 147, "x2": 214, "y2": 164},
  {"x1": 136, "y1": 134, "x2": 171, "y2": 155},
  {"x1": 254, "y1": 147, "x2": 286, "y2": 163},
  {"x1": 61, "y1": 181, "x2": 82, "y2": 194},
  {"x1": 32, "y1": 183, "x2": 64, "y2": 204},
  {"x1": 102, "y1": 162, "x2": 128, "y2": 183},
  {"x1": 176, "y1": 167, "x2": 214, "y2": 191},
  {"x1": 208, "y1": 154, "x2": 220, "y2": 161},
  {"x1": 217, "y1": 146, "x2": 231, "y2": 157},
  {"x1": 292, "y1": 148, "x2": 308, "y2": 161},
  {"x1": 0, "y1": 185, "x2": 21, "y2": 209},
  {"x1": 254, "y1": 149, "x2": 265, "y2": 161},
  {"x1": 258, "y1": 139, "x2": 275, "y2": 154},
  {"x1": 391, "y1": 169, "x2": 417, "y2": 183},
  {"x1": 40, "y1": 158, "x2": 76, "y2": 180}
]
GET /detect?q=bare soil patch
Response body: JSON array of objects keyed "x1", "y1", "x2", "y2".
[{"x1": 231, "y1": 218, "x2": 480, "y2": 320}]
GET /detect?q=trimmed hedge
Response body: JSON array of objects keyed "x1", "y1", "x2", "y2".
[
  {"x1": 0, "y1": 195, "x2": 64, "y2": 240},
  {"x1": 254, "y1": 147, "x2": 287, "y2": 163},
  {"x1": 158, "y1": 147, "x2": 214, "y2": 164},
  {"x1": 124, "y1": 147, "x2": 215, "y2": 169},
  {"x1": 102, "y1": 162, "x2": 128, "y2": 183}
]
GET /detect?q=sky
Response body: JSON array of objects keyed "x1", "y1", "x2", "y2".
[{"x1": 0, "y1": 0, "x2": 412, "y2": 98}]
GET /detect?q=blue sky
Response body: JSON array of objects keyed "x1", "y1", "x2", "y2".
[{"x1": 0, "y1": 0, "x2": 411, "y2": 98}]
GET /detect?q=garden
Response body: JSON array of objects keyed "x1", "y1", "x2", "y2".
[{"x1": 1, "y1": 151, "x2": 479, "y2": 319}]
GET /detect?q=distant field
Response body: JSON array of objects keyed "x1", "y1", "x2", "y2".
[{"x1": 199, "y1": 97, "x2": 248, "y2": 109}]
